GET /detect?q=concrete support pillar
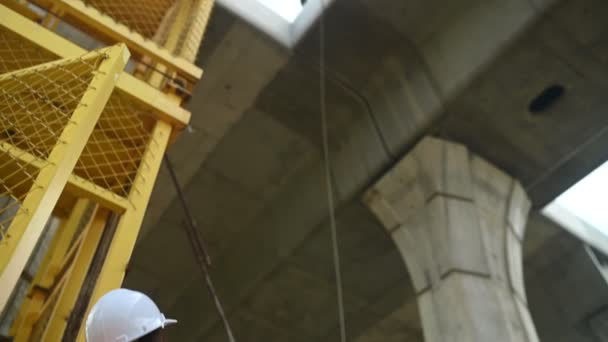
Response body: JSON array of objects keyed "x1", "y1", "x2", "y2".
[{"x1": 363, "y1": 136, "x2": 538, "y2": 342}]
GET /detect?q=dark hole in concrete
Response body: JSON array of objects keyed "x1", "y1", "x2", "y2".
[{"x1": 529, "y1": 84, "x2": 565, "y2": 114}]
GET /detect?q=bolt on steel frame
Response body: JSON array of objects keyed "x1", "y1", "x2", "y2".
[{"x1": 0, "y1": 0, "x2": 213, "y2": 339}]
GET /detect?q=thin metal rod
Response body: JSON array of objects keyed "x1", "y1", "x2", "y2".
[
  {"x1": 164, "y1": 154, "x2": 236, "y2": 342},
  {"x1": 163, "y1": 154, "x2": 211, "y2": 265},
  {"x1": 318, "y1": 1, "x2": 347, "y2": 341}
]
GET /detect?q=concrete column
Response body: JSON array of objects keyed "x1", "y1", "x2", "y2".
[{"x1": 363, "y1": 136, "x2": 538, "y2": 342}]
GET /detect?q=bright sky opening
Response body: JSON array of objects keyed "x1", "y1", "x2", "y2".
[
  {"x1": 257, "y1": 0, "x2": 303, "y2": 22},
  {"x1": 554, "y1": 160, "x2": 608, "y2": 234}
]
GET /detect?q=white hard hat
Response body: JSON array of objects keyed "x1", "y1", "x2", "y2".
[{"x1": 85, "y1": 288, "x2": 177, "y2": 342}]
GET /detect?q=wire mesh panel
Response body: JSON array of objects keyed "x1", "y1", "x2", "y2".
[
  {"x1": 0, "y1": 44, "x2": 129, "y2": 312},
  {"x1": 0, "y1": 8, "x2": 191, "y2": 211},
  {"x1": 82, "y1": 0, "x2": 177, "y2": 42},
  {"x1": 2, "y1": 0, "x2": 205, "y2": 92},
  {"x1": 28, "y1": 288, "x2": 59, "y2": 341},
  {"x1": 75, "y1": 91, "x2": 156, "y2": 202},
  {"x1": 0, "y1": 27, "x2": 58, "y2": 74},
  {"x1": 0, "y1": 4, "x2": 196, "y2": 339},
  {"x1": 75, "y1": 0, "x2": 214, "y2": 60},
  {"x1": 175, "y1": 0, "x2": 214, "y2": 62},
  {"x1": 0, "y1": 54, "x2": 103, "y2": 241}
]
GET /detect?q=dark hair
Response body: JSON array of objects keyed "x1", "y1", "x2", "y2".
[{"x1": 135, "y1": 329, "x2": 164, "y2": 342}]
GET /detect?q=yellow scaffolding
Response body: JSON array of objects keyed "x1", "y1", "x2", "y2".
[
  {"x1": 0, "y1": 43, "x2": 130, "y2": 310},
  {"x1": 0, "y1": 0, "x2": 213, "y2": 338},
  {"x1": 1, "y1": 0, "x2": 210, "y2": 92},
  {"x1": 0, "y1": 5, "x2": 191, "y2": 132},
  {"x1": 9, "y1": 199, "x2": 95, "y2": 341}
]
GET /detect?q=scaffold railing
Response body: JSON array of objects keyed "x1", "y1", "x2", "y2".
[
  {"x1": 78, "y1": 0, "x2": 214, "y2": 62},
  {"x1": 0, "y1": 43, "x2": 130, "y2": 313},
  {"x1": 0, "y1": 10, "x2": 189, "y2": 212},
  {"x1": 0, "y1": 3, "x2": 191, "y2": 140},
  {"x1": 0, "y1": 0, "x2": 212, "y2": 92},
  {"x1": 0, "y1": 0, "x2": 206, "y2": 338}
]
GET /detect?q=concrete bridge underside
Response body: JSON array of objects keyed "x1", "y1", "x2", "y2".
[{"x1": 125, "y1": 0, "x2": 608, "y2": 340}]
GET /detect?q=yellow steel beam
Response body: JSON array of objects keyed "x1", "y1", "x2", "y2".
[
  {"x1": 64, "y1": 176, "x2": 129, "y2": 214},
  {"x1": 116, "y1": 73, "x2": 191, "y2": 128},
  {"x1": 0, "y1": 3, "x2": 192, "y2": 130},
  {"x1": 0, "y1": 44, "x2": 129, "y2": 312},
  {"x1": 0, "y1": 0, "x2": 42, "y2": 21},
  {"x1": 34, "y1": 0, "x2": 202, "y2": 82},
  {"x1": 0, "y1": 142, "x2": 129, "y2": 213},
  {"x1": 36, "y1": 274, "x2": 67, "y2": 319},
  {"x1": 55, "y1": 227, "x2": 87, "y2": 279},
  {"x1": 10, "y1": 289, "x2": 45, "y2": 341},
  {"x1": 40, "y1": 208, "x2": 107, "y2": 341},
  {"x1": 179, "y1": 0, "x2": 215, "y2": 63},
  {"x1": 28, "y1": 272, "x2": 67, "y2": 340},
  {"x1": 42, "y1": 200, "x2": 92, "y2": 289},
  {"x1": 146, "y1": 0, "x2": 191, "y2": 87},
  {"x1": 11, "y1": 199, "x2": 93, "y2": 342},
  {"x1": 40, "y1": 3, "x2": 64, "y2": 30},
  {"x1": 76, "y1": 120, "x2": 172, "y2": 342},
  {"x1": 0, "y1": 49, "x2": 103, "y2": 80}
]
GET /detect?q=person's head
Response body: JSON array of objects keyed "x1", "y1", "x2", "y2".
[{"x1": 85, "y1": 288, "x2": 176, "y2": 342}]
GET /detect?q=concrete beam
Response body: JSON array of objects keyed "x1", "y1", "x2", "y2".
[
  {"x1": 174, "y1": 1, "x2": 559, "y2": 339},
  {"x1": 362, "y1": 0, "x2": 558, "y2": 157},
  {"x1": 217, "y1": 0, "x2": 335, "y2": 48},
  {"x1": 364, "y1": 136, "x2": 538, "y2": 342}
]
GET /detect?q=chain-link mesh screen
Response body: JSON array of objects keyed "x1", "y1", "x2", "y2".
[
  {"x1": 0, "y1": 53, "x2": 105, "y2": 242},
  {"x1": 74, "y1": 91, "x2": 155, "y2": 201},
  {"x1": 175, "y1": 0, "x2": 214, "y2": 62},
  {"x1": 76, "y1": 0, "x2": 213, "y2": 60},
  {"x1": 0, "y1": 25, "x2": 156, "y2": 205},
  {"x1": 0, "y1": 28, "x2": 58, "y2": 74},
  {"x1": 82, "y1": 0, "x2": 178, "y2": 43}
]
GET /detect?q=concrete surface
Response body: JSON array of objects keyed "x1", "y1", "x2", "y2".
[
  {"x1": 123, "y1": 0, "x2": 608, "y2": 340},
  {"x1": 365, "y1": 137, "x2": 538, "y2": 341},
  {"x1": 525, "y1": 220, "x2": 608, "y2": 342}
]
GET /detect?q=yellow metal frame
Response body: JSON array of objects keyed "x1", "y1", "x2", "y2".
[
  {"x1": 37, "y1": 208, "x2": 107, "y2": 341},
  {"x1": 0, "y1": 0, "x2": 208, "y2": 337},
  {"x1": 10, "y1": 199, "x2": 94, "y2": 341},
  {"x1": 0, "y1": 43, "x2": 130, "y2": 312},
  {"x1": 0, "y1": 141, "x2": 130, "y2": 214},
  {"x1": 145, "y1": 0, "x2": 192, "y2": 87},
  {"x1": 0, "y1": 1, "x2": 192, "y2": 211},
  {"x1": 0, "y1": 3, "x2": 192, "y2": 130},
  {"x1": 0, "y1": 0, "x2": 41, "y2": 20},
  {"x1": 75, "y1": 120, "x2": 173, "y2": 341},
  {"x1": 73, "y1": 2, "x2": 184, "y2": 318},
  {"x1": 20, "y1": 0, "x2": 203, "y2": 82},
  {"x1": 178, "y1": 0, "x2": 215, "y2": 63}
]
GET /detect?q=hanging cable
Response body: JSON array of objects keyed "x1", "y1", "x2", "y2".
[
  {"x1": 164, "y1": 154, "x2": 236, "y2": 342},
  {"x1": 318, "y1": 1, "x2": 347, "y2": 341}
]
